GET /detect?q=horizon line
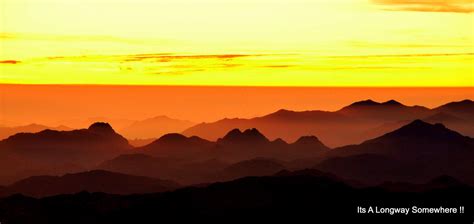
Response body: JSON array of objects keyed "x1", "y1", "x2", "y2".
[{"x1": 1, "y1": 83, "x2": 474, "y2": 88}]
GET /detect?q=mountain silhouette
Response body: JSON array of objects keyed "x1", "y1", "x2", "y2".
[
  {"x1": 0, "y1": 122, "x2": 132, "y2": 184},
  {"x1": 99, "y1": 129, "x2": 328, "y2": 184},
  {"x1": 317, "y1": 120, "x2": 474, "y2": 184},
  {"x1": 183, "y1": 99, "x2": 473, "y2": 147},
  {"x1": 337, "y1": 99, "x2": 430, "y2": 121},
  {"x1": 355, "y1": 119, "x2": 473, "y2": 156},
  {"x1": 1, "y1": 170, "x2": 179, "y2": 198},
  {"x1": 139, "y1": 133, "x2": 214, "y2": 159},
  {"x1": 434, "y1": 99, "x2": 474, "y2": 119},
  {"x1": 212, "y1": 128, "x2": 329, "y2": 162},
  {"x1": 1, "y1": 171, "x2": 472, "y2": 223},
  {"x1": 217, "y1": 128, "x2": 269, "y2": 145}
]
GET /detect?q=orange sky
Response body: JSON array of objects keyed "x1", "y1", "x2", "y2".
[
  {"x1": 1, "y1": 1, "x2": 473, "y2": 127},
  {"x1": 1, "y1": 84, "x2": 472, "y2": 127}
]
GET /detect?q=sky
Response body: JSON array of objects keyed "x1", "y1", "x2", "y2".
[
  {"x1": 0, "y1": 0, "x2": 473, "y2": 86},
  {"x1": 1, "y1": 85, "x2": 473, "y2": 126}
]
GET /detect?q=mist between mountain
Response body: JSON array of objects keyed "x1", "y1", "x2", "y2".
[{"x1": 357, "y1": 206, "x2": 462, "y2": 215}]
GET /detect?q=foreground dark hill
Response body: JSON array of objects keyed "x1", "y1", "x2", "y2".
[
  {"x1": 0, "y1": 170, "x2": 179, "y2": 198},
  {"x1": 0, "y1": 122, "x2": 132, "y2": 184},
  {"x1": 316, "y1": 120, "x2": 474, "y2": 184},
  {"x1": 0, "y1": 170, "x2": 472, "y2": 224},
  {"x1": 183, "y1": 99, "x2": 474, "y2": 147}
]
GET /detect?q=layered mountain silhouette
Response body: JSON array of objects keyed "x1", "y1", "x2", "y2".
[
  {"x1": 183, "y1": 99, "x2": 474, "y2": 147},
  {"x1": 0, "y1": 122, "x2": 132, "y2": 184},
  {"x1": 138, "y1": 133, "x2": 215, "y2": 160},
  {"x1": 137, "y1": 128, "x2": 328, "y2": 163},
  {"x1": 316, "y1": 120, "x2": 474, "y2": 184},
  {"x1": 0, "y1": 99, "x2": 473, "y2": 223},
  {"x1": 0, "y1": 170, "x2": 179, "y2": 198},
  {"x1": 1, "y1": 170, "x2": 472, "y2": 224},
  {"x1": 99, "y1": 132, "x2": 326, "y2": 184}
]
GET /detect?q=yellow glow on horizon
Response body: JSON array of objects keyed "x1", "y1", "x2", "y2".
[{"x1": 0, "y1": 0, "x2": 473, "y2": 86}]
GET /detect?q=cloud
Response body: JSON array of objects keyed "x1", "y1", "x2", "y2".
[
  {"x1": 0, "y1": 60, "x2": 21, "y2": 64},
  {"x1": 372, "y1": 0, "x2": 474, "y2": 13},
  {"x1": 329, "y1": 52, "x2": 474, "y2": 58},
  {"x1": 122, "y1": 54, "x2": 263, "y2": 62}
]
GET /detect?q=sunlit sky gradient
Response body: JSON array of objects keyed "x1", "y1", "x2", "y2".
[{"x1": 0, "y1": 0, "x2": 473, "y2": 86}]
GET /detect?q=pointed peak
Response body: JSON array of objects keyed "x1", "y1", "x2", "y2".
[
  {"x1": 224, "y1": 128, "x2": 243, "y2": 137},
  {"x1": 382, "y1": 100, "x2": 403, "y2": 106},
  {"x1": 88, "y1": 122, "x2": 115, "y2": 134},
  {"x1": 243, "y1": 128, "x2": 265, "y2": 137},
  {"x1": 401, "y1": 119, "x2": 436, "y2": 129},
  {"x1": 274, "y1": 109, "x2": 293, "y2": 114},
  {"x1": 375, "y1": 119, "x2": 467, "y2": 142},
  {"x1": 294, "y1": 136, "x2": 322, "y2": 145},
  {"x1": 272, "y1": 138, "x2": 287, "y2": 144},
  {"x1": 220, "y1": 128, "x2": 269, "y2": 143}
]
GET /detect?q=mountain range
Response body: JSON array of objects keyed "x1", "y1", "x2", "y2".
[
  {"x1": 316, "y1": 120, "x2": 474, "y2": 184},
  {"x1": 1, "y1": 170, "x2": 472, "y2": 224},
  {"x1": 183, "y1": 99, "x2": 474, "y2": 147},
  {"x1": 0, "y1": 123, "x2": 132, "y2": 184}
]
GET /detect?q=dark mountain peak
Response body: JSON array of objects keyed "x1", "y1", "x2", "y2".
[
  {"x1": 272, "y1": 138, "x2": 287, "y2": 144},
  {"x1": 272, "y1": 109, "x2": 294, "y2": 115},
  {"x1": 370, "y1": 119, "x2": 471, "y2": 145},
  {"x1": 157, "y1": 133, "x2": 188, "y2": 143},
  {"x1": 386, "y1": 119, "x2": 446, "y2": 136},
  {"x1": 225, "y1": 128, "x2": 243, "y2": 137},
  {"x1": 88, "y1": 122, "x2": 115, "y2": 134},
  {"x1": 219, "y1": 128, "x2": 269, "y2": 144},
  {"x1": 397, "y1": 119, "x2": 443, "y2": 131},
  {"x1": 276, "y1": 109, "x2": 293, "y2": 113},
  {"x1": 340, "y1": 99, "x2": 412, "y2": 112},
  {"x1": 293, "y1": 136, "x2": 322, "y2": 145},
  {"x1": 450, "y1": 99, "x2": 473, "y2": 106},
  {"x1": 243, "y1": 128, "x2": 265, "y2": 137},
  {"x1": 382, "y1": 100, "x2": 403, "y2": 106},
  {"x1": 349, "y1": 99, "x2": 379, "y2": 107},
  {"x1": 436, "y1": 99, "x2": 474, "y2": 110}
]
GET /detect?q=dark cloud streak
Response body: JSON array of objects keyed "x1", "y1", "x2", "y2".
[
  {"x1": 0, "y1": 60, "x2": 21, "y2": 64},
  {"x1": 372, "y1": 0, "x2": 474, "y2": 13}
]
